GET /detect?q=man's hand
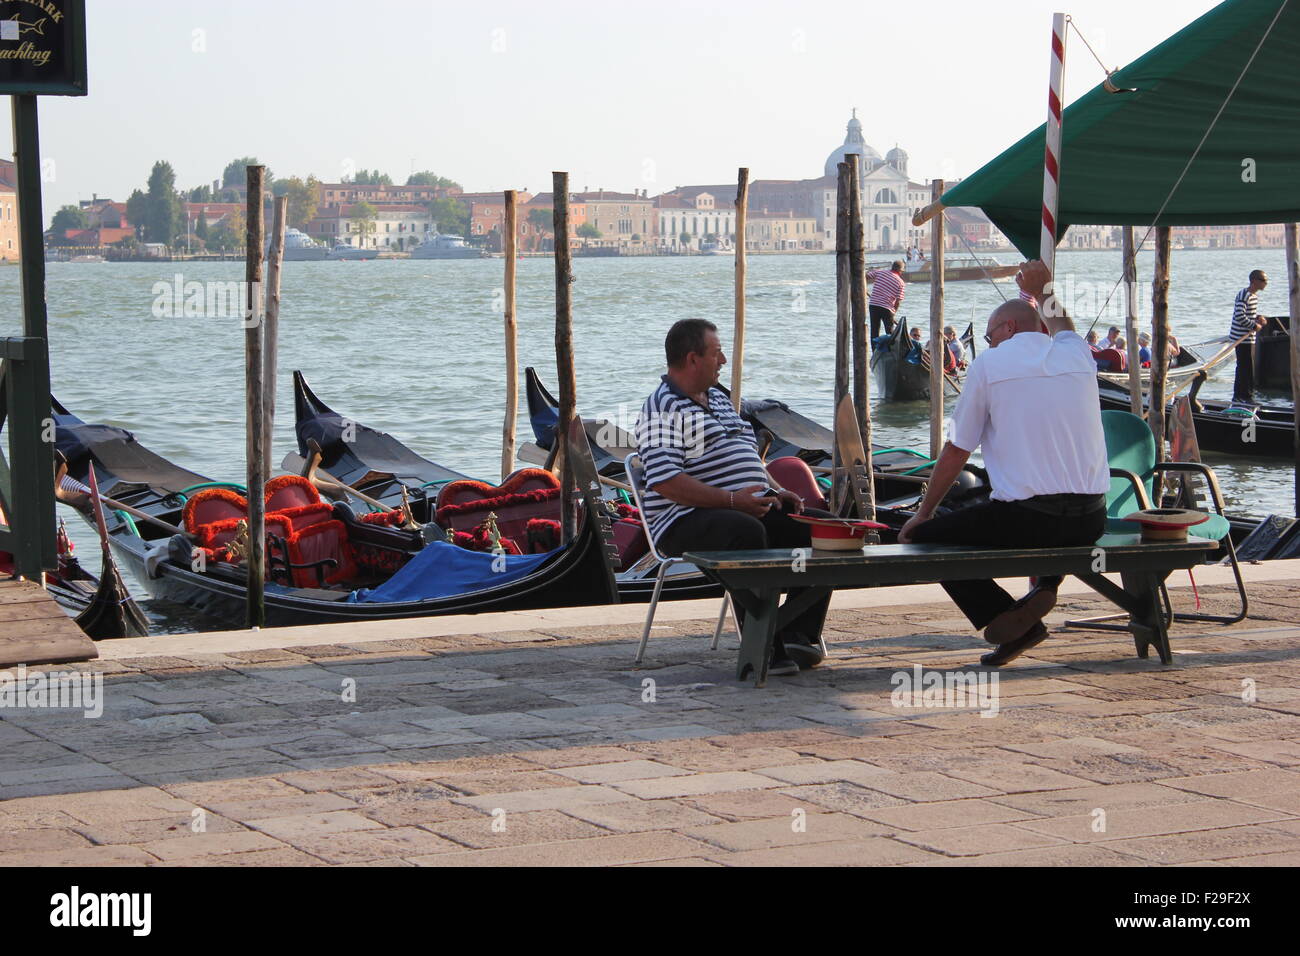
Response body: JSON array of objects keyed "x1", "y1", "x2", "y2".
[
  {"x1": 897, "y1": 509, "x2": 932, "y2": 544},
  {"x1": 732, "y1": 484, "x2": 775, "y2": 518},
  {"x1": 776, "y1": 489, "x2": 804, "y2": 514},
  {"x1": 1017, "y1": 260, "x2": 1050, "y2": 301}
]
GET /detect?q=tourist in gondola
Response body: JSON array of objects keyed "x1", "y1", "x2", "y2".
[
  {"x1": 866, "y1": 260, "x2": 906, "y2": 343},
  {"x1": 1230, "y1": 269, "x2": 1269, "y2": 405},
  {"x1": 944, "y1": 325, "x2": 967, "y2": 370},
  {"x1": 635, "y1": 318, "x2": 831, "y2": 675},
  {"x1": 897, "y1": 260, "x2": 1109, "y2": 667}
]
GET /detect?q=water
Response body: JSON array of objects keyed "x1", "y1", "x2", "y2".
[{"x1": 6, "y1": 247, "x2": 1293, "y2": 631}]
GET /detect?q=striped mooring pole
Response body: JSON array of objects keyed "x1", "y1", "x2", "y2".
[{"x1": 1041, "y1": 12, "x2": 1068, "y2": 282}]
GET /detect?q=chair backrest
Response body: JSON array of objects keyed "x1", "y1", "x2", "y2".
[
  {"x1": 1101, "y1": 410, "x2": 1156, "y2": 525},
  {"x1": 624, "y1": 453, "x2": 669, "y2": 563}
]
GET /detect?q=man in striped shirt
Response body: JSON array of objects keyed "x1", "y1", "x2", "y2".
[
  {"x1": 636, "y1": 319, "x2": 831, "y2": 674},
  {"x1": 1230, "y1": 270, "x2": 1268, "y2": 404},
  {"x1": 866, "y1": 260, "x2": 906, "y2": 343}
]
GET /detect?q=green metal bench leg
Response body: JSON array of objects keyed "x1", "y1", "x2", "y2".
[
  {"x1": 1169, "y1": 535, "x2": 1249, "y2": 626},
  {"x1": 735, "y1": 589, "x2": 780, "y2": 687}
]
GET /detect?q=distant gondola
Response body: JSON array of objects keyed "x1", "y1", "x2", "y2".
[
  {"x1": 53, "y1": 396, "x2": 619, "y2": 629},
  {"x1": 1098, "y1": 383, "x2": 1294, "y2": 459},
  {"x1": 870, "y1": 318, "x2": 973, "y2": 403}
]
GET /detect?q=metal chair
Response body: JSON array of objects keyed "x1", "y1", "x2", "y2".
[
  {"x1": 1064, "y1": 410, "x2": 1247, "y2": 631},
  {"x1": 624, "y1": 453, "x2": 736, "y2": 664}
]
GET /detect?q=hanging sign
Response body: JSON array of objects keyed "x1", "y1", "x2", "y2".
[{"x1": 0, "y1": 0, "x2": 86, "y2": 95}]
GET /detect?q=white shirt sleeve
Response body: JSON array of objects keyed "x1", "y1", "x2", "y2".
[{"x1": 948, "y1": 359, "x2": 987, "y2": 453}]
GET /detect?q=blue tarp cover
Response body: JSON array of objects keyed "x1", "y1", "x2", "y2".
[{"x1": 346, "y1": 541, "x2": 556, "y2": 604}]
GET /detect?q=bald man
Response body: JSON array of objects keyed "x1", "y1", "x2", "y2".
[{"x1": 898, "y1": 261, "x2": 1109, "y2": 666}]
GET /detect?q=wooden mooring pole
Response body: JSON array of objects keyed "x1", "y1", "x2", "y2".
[
  {"x1": 929, "y1": 180, "x2": 945, "y2": 459},
  {"x1": 1150, "y1": 225, "x2": 1172, "y2": 466},
  {"x1": 1286, "y1": 223, "x2": 1300, "y2": 516},
  {"x1": 502, "y1": 189, "x2": 519, "y2": 482},
  {"x1": 553, "y1": 172, "x2": 577, "y2": 542},
  {"x1": 263, "y1": 195, "x2": 287, "y2": 458},
  {"x1": 847, "y1": 156, "x2": 875, "y2": 519},
  {"x1": 1121, "y1": 225, "x2": 1143, "y2": 416},
  {"x1": 832, "y1": 162, "x2": 852, "y2": 511},
  {"x1": 730, "y1": 167, "x2": 749, "y2": 411},
  {"x1": 244, "y1": 165, "x2": 266, "y2": 628}
]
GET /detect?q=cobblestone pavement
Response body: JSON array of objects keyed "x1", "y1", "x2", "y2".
[{"x1": 2, "y1": 581, "x2": 1299, "y2": 866}]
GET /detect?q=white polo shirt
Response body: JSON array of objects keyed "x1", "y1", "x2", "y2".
[{"x1": 948, "y1": 330, "x2": 1109, "y2": 502}]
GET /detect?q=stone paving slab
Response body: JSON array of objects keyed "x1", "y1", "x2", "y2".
[{"x1": 2, "y1": 578, "x2": 1300, "y2": 866}]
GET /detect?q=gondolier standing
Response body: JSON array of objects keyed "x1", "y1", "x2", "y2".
[
  {"x1": 866, "y1": 260, "x2": 906, "y2": 344},
  {"x1": 1230, "y1": 269, "x2": 1268, "y2": 405}
]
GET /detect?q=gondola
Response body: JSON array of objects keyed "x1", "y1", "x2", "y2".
[
  {"x1": 53, "y1": 397, "x2": 619, "y2": 629},
  {"x1": 296, "y1": 371, "x2": 724, "y2": 602},
  {"x1": 869, "y1": 318, "x2": 973, "y2": 403},
  {"x1": 1095, "y1": 343, "x2": 1208, "y2": 395},
  {"x1": 1097, "y1": 382, "x2": 1294, "y2": 459}
]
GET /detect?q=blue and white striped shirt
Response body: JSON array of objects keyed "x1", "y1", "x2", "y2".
[
  {"x1": 635, "y1": 376, "x2": 770, "y2": 544},
  {"x1": 1230, "y1": 287, "x2": 1260, "y2": 343}
]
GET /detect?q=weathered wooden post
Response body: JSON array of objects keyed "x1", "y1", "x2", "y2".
[
  {"x1": 730, "y1": 168, "x2": 749, "y2": 411},
  {"x1": 1122, "y1": 225, "x2": 1143, "y2": 416},
  {"x1": 1150, "y1": 225, "x2": 1172, "y2": 465},
  {"x1": 832, "y1": 162, "x2": 852, "y2": 510},
  {"x1": 263, "y1": 195, "x2": 287, "y2": 457},
  {"x1": 244, "y1": 165, "x2": 266, "y2": 627},
  {"x1": 502, "y1": 189, "x2": 519, "y2": 481},
  {"x1": 929, "y1": 180, "x2": 946, "y2": 459},
  {"x1": 1286, "y1": 223, "x2": 1300, "y2": 515},
  {"x1": 847, "y1": 156, "x2": 875, "y2": 519},
  {"x1": 553, "y1": 172, "x2": 577, "y2": 542}
]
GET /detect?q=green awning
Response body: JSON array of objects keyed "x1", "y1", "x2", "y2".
[{"x1": 940, "y1": 0, "x2": 1300, "y2": 257}]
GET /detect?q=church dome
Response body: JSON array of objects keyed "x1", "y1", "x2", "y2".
[
  {"x1": 824, "y1": 111, "x2": 881, "y2": 177},
  {"x1": 886, "y1": 144, "x2": 908, "y2": 176}
]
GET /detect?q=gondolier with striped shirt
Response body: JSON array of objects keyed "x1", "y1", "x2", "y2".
[
  {"x1": 1230, "y1": 269, "x2": 1268, "y2": 405},
  {"x1": 635, "y1": 318, "x2": 832, "y2": 675},
  {"x1": 867, "y1": 260, "x2": 907, "y2": 344}
]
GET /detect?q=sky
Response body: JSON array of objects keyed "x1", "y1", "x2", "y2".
[{"x1": 9, "y1": 0, "x2": 1223, "y2": 217}]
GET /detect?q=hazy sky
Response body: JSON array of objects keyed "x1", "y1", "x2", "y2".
[{"x1": 11, "y1": 0, "x2": 1221, "y2": 215}]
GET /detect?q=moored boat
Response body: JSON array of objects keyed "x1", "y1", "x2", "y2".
[{"x1": 870, "y1": 317, "x2": 972, "y2": 403}]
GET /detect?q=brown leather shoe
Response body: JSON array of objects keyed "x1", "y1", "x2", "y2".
[
  {"x1": 980, "y1": 622, "x2": 1049, "y2": 667},
  {"x1": 983, "y1": 586, "x2": 1057, "y2": 645}
]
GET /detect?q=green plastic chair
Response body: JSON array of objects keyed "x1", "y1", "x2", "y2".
[{"x1": 1067, "y1": 410, "x2": 1246, "y2": 629}]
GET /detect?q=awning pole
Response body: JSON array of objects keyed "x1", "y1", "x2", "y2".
[{"x1": 1122, "y1": 225, "x2": 1143, "y2": 416}]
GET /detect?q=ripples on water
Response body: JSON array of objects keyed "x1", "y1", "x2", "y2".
[{"x1": 3, "y1": 248, "x2": 1293, "y2": 631}]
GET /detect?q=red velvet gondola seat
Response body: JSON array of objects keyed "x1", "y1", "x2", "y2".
[
  {"x1": 766, "y1": 456, "x2": 830, "y2": 510},
  {"x1": 263, "y1": 475, "x2": 355, "y2": 587},
  {"x1": 181, "y1": 487, "x2": 291, "y2": 564},
  {"x1": 435, "y1": 469, "x2": 562, "y2": 553}
]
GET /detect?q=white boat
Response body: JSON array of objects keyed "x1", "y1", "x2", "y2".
[
  {"x1": 327, "y1": 240, "x2": 379, "y2": 261},
  {"x1": 69, "y1": 254, "x2": 106, "y2": 263},
  {"x1": 266, "y1": 228, "x2": 329, "y2": 261},
  {"x1": 700, "y1": 238, "x2": 735, "y2": 256},
  {"x1": 410, "y1": 231, "x2": 482, "y2": 260}
]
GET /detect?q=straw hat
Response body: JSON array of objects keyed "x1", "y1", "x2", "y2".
[
  {"x1": 1121, "y1": 508, "x2": 1210, "y2": 542},
  {"x1": 791, "y1": 514, "x2": 889, "y2": 551}
]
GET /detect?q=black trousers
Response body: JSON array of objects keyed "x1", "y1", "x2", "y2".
[
  {"x1": 659, "y1": 505, "x2": 833, "y2": 649},
  {"x1": 1233, "y1": 342, "x2": 1255, "y2": 403},
  {"x1": 910, "y1": 499, "x2": 1106, "y2": 630},
  {"x1": 869, "y1": 305, "x2": 896, "y2": 342}
]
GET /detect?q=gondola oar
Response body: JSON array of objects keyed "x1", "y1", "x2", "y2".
[{"x1": 75, "y1": 463, "x2": 149, "y2": 640}]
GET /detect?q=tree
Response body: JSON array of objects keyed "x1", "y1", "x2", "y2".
[
  {"x1": 527, "y1": 207, "x2": 551, "y2": 230},
  {"x1": 144, "y1": 161, "x2": 183, "y2": 245},
  {"x1": 427, "y1": 197, "x2": 469, "y2": 236},
  {"x1": 222, "y1": 157, "x2": 270, "y2": 188},
  {"x1": 406, "y1": 171, "x2": 460, "y2": 188},
  {"x1": 679, "y1": 231, "x2": 691, "y2": 246},
  {"x1": 576, "y1": 223, "x2": 601, "y2": 240},
  {"x1": 49, "y1": 204, "x2": 87, "y2": 242},
  {"x1": 348, "y1": 169, "x2": 391, "y2": 186},
  {"x1": 125, "y1": 189, "x2": 147, "y2": 238},
  {"x1": 282, "y1": 175, "x2": 320, "y2": 230},
  {"x1": 349, "y1": 201, "x2": 377, "y2": 246},
  {"x1": 187, "y1": 185, "x2": 212, "y2": 203},
  {"x1": 209, "y1": 207, "x2": 245, "y2": 252}
]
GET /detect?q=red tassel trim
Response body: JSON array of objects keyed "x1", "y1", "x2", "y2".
[
  {"x1": 265, "y1": 474, "x2": 323, "y2": 507},
  {"x1": 436, "y1": 486, "x2": 560, "y2": 523},
  {"x1": 183, "y1": 487, "x2": 247, "y2": 533}
]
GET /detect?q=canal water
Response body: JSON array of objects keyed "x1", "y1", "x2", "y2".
[{"x1": 7, "y1": 246, "x2": 1293, "y2": 631}]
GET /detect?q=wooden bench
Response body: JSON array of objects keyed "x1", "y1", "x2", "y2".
[{"x1": 684, "y1": 533, "x2": 1219, "y2": 686}]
